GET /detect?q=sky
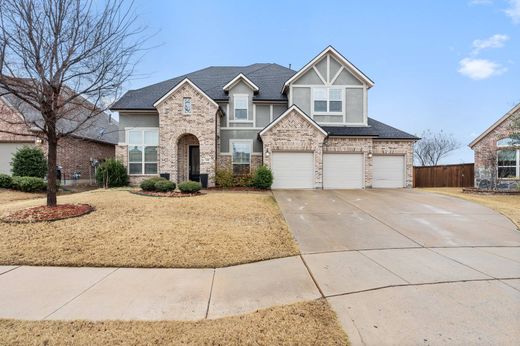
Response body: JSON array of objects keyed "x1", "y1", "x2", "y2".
[{"x1": 123, "y1": 0, "x2": 520, "y2": 164}]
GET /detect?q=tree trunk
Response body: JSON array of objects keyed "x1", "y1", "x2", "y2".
[{"x1": 47, "y1": 135, "x2": 58, "y2": 207}]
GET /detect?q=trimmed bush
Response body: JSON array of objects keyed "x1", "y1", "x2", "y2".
[
  {"x1": 154, "y1": 179, "x2": 176, "y2": 192},
  {"x1": 11, "y1": 176, "x2": 47, "y2": 192},
  {"x1": 178, "y1": 180, "x2": 202, "y2": 193},
  {"x1": 252, "y1": 165, "x2": 273, "y2": 189},
  {"x1": 140, "y1": 177, "x2": 165, "y2": 191},
  {"x1": 11, "y1": 146, "x2": 47, "y2": 178},
  {"x1": 95, "y1": 159, "x2": 128, "y2": 188},
  {"x1": 234, "y1": 173, "x2": 253, "y2": 187},
  {"x1": 215, "y1": 169, "x2": 234, "y2": 188},
  {"x1": 0, "y1": 173, "x2": 12, "y2": 189}
]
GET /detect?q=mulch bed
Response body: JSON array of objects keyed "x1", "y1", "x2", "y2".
[
  {"x1": 1, "y1": 204, "x2": 95, "y2": 223},
  {"x1": 131, "y1": 190, "x2": 205, "y2": 198}
]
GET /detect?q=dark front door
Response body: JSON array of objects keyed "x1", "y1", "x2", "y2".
[{"x1": 189, "y1": 145, "x2": 200, "y2": 182}]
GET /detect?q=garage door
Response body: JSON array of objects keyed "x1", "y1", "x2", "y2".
[
  {"x1": 271, "y1": 152, "x2": 314, "y2": 189},
  {"x1": 373, "y1": 155, "x2": 405, "y2": 188},
  {"x1": 323, "y1": 153, "x2": 363, "y2": 189},
  {"x1": 0, "y1": 143, "x2": 33, "y2": 175}
]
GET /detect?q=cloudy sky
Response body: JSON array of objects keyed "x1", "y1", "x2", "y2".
[{"x1": 124, "y1": 0, "x2": 520, "y2": 164}]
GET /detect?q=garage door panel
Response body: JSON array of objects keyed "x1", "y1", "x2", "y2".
[
  {"x1": 271, "y1": 152, "x2": 314, "y2": 189},
  {"x1": 323, "y1": 153, "x2": 363, "y2": 189},
  {"x1": 373, "y1": 155, "x2": 405, "y2": 188},
  {"x1": 0, "y1": 143, "x2": 33, "y2": 175}
]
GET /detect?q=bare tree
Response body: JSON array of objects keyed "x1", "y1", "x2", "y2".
[
  {"x1": 414, "y1": 130, "x2": 460, "y2": 166},
  {"x1": 0, "y1": 0, "x2": 146, "y2": 206}
]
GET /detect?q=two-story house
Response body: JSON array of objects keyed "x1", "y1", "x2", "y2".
[{"x1": 111, "y1": 46, "x2": 418, "y2": 189}]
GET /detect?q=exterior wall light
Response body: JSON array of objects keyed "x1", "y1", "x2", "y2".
[{"x1": 367, "y1": 152, "x2": 373, "y2": 158}]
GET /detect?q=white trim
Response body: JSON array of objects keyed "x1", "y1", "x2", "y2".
[
  {"x1": 153, "y1": 78, "x2": 219, "y2": 108},
  {"x1": 253, "y1": 104, "x2": 256, "y2": 126},
  {"x1": 223, "y1": 73, "x2": 259, "y2": 92},
  {"x1": 270, "y1": 104, "x2": 274, "y2": 122},
  {"x1": 233, "y1": 94, "x2": 249, "y2": 121},
  {"x1": 311, "y1": 87, "x2": 345, "y2": 116},
  {"x1": 313, "y1": 66, "x2": 327, "y2": 84},
  {"x1": 282, "y1": 46, "x2": 374, "y2": 92},
  {"x1": 327, "y1": 55, "x2": 331, "y2": 83},
  {"x1": 330, "y1": 66, "x2": 344, "y2": 85},
  {"x1": 226, "y1": 104, "x2": 229, "y2": 127},
  {"x1": 469, "y1": 102, "x2": 520, "y2": 148},
  {"x1": 291, "y1": 84, "x2": 364, "y2": 88},
  {"x1": 259, "y1": 105, "x2": 328, "y2": 137}
]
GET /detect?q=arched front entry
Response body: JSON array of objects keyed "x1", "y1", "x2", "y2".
[{"x1": 177, "y1": 133, "x2": 200, "y2": 183}]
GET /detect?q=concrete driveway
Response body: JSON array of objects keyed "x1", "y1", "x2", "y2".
[{"x1": 274, "y1": 189, "x2": 520, "y2": 345}]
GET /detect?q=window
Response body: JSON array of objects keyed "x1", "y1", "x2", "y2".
[
  {"x1": 497, "y1": 136, "x2": 520, "y2": 147},
  {"x1": 234, "y1": 95, "x2": 248, "y2": 120},
  {"x1": 312, "y1": 87, "x2": 343, "y2": 114},
  {"x1": 183, "y1": 97, "x2": 192, "y2": 114},
  {"x1": 231, "y1": 140, "x2": 251, "y2": 175},
  {"x1": 497, "y1": 150, "x2": 519, "y2": 178},
  {"x1": 127, "y1": 129, "x2": 158, "y2": 175}
]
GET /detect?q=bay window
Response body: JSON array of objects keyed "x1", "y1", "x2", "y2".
[
  {"x1": 231, "y1": 140, "x2": 251, "y2": 175},
  {"x1": 312, "y1": 87, "x2": 343, "y2": 114},
  {"x1": 127, "y1": 129, "x2": 158, "y2": 175}
]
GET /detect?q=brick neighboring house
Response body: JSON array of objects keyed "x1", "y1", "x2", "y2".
[
  {"x1": 0, "y1": 92, "x2": 118, "y2": 184},
  {"x1": 111, "y1": 46, "x2": 418, "y2": 189},
  {"x1": 469, "y1": 102, "x2": 520, "y2": 190}
]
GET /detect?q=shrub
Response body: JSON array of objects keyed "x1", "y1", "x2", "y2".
[
  {"x1": 154, "y1": 179, "x2": 176, "y2": 192},
  {"x1": 234, "y1": 173, "x2": 253, "y2": 187},
  {"x1": 140, "y1": 177, "x2": 165, "y2": 191},
  {"x1": 253, "y1": 165, "x2": 273, "y2": 189},
  {"x1": 178, "y1": 180, "x2": 202, "y2": 193},
  {"x1": 0, "y1": 174, "x2": 12, "y2": 189},
  {"x1": 11, "y1": 176, "x2": 47, "y2": 192},
  {"x1": 95, "y1": 159, "x2": 128, "y2": 188},
  {"x1": 215, "y1": 169, "x2": 234, "y2": 188},
  {"x1": 11, "y1": 146, "x2": 47, "y2": 178}
]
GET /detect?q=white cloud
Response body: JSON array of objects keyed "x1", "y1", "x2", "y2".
[
  {"x1": 505, "y1": 0, "x2": 520, "y2": 23},
  {"x1": 472, "y1": 34, "x2": 509, "y2": 54},
  {"x1": 458, "y1": 58, "x2": 507, "y2": 79}
]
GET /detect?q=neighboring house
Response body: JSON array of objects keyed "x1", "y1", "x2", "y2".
[
  {"x1": 111, "y1": 46, "x2": 418, "y2": 189},
  {"x1": 0, "y1": 92, "x2": 118, "y2": 184},
  {"x1": 469, "y1": 102, "x2": 520, "y2": 190}
]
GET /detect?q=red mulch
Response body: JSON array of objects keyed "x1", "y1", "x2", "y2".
[
  {"x1": 2, "y1": 204, "x2": 95, "y2": 223},
  {"x1": 131, "y1": 190, "x2": 205, "y2": 198}
]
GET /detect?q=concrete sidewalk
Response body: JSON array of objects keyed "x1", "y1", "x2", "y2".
[{"x1": 0, "y1": 256, "x2": 321, "y2": 321}]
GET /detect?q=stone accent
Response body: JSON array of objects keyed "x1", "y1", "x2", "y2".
[
  {"x1": 177, "y1": 134, "x2": 199, "y2": 182},
  {"x1": 260, "y1": 109, "x2": 326, "y2": 188},
  {"x1": 372, "y1": 140, "x2": 414, "y2": 188},
  {"x1": 472, "y1": 107, "x2": 519, "y2": 190},
  {"x1": 155, "y1": 81, "x2": 219, "y2": 187},
  {"x1": 216, "y1": 153, "x2": 263, "y2": 173}
]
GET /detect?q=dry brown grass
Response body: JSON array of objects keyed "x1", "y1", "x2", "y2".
[
  {"x1": 0, "y1": 300, "x2": 348, "y2": 346},
  {"x1": 420, "y1": 188, "x2": 520, "y2": 228},
  {"x1": 0, "y1": 189, "x2": 44, "y2": 205},
  {"x1": 0, "y1": 189, "x2": 299, "y2": 268}
]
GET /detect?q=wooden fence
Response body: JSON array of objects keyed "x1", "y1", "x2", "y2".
[{"x1": 413, "y1": 163, "x2": 474, "y2": 188}]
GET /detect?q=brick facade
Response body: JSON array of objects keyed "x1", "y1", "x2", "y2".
[
  {"x1": 472, "y1": 107, "x2": 519, "y2": 190},
  {"x1": 155, "y1": 81, "x2": 219, "y2": 187},
  {"x1": 260, "y1": 108, "x2": 327, "y2": 188},
  {"x1": 216, "y1": 153, "x2": 263, "y2": 173}
]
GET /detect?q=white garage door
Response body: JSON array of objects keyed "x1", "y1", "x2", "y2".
[
  {"x1": 271, "y1": 152, "x2": 314, "y2": 189},
  {"x1": 373, "y1": 155, "x2": 405, "y2": 188},
  {"x1": 323, "y1": 153, "x2": 363, "y2": 189},
  {"x1": 0, "y1": 143, "x2": 33, "y2": 175}
]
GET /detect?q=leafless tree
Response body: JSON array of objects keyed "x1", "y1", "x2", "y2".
[
  {"x1": 414, "y1": 130, "x2": 460, "y2": 166},
  {"x1": 0, "y1": 0, "x2": 147, "y2": 206}
]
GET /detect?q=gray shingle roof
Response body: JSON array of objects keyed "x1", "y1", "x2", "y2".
[
  {"x1": 1, "y1": 91, "x2": 118, "y2": 145},
  {"x1": 322, "y1": 118, "x2": 419, "y2": 140},
  {"x1": 111, "y1": 63, "x2": 296, "y2": 110}
]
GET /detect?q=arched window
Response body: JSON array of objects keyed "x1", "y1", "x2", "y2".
[{"x1": 497, "y1": 136, "x2": 520, "y2": 147}]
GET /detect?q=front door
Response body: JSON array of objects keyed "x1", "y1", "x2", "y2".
[{"x1": 189, "y1": 145, "x2": 200, "y2": 182}]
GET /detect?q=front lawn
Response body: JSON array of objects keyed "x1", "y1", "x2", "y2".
[
  {"x1": 0, "y1": 189, "x2": 299, "y2": 268},
  {"x1": 420, "y1": 188, "x2": 520, "y2": 228},
  {"x1": 0, "y1": 300, "x2": 348, "y2": 345}
]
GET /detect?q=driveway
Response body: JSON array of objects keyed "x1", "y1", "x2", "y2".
[{"x1": 274, "y1": 189, "x2": 520, "y2": 345}]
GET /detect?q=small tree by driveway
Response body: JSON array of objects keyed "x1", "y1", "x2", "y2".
[{"x1": 0, "y1": 0, "x2": 146, "y2": 206}]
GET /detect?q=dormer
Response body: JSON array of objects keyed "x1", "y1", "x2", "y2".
[
  {"x1": 223, "y1": 73, "x2": 260, "y2": 126},
  {"x1": 283, "y1": 46, "x2": 374, "y2": 127},
  {"x1": 223, "y1": 73, "x2": 259, "y2": 94}
]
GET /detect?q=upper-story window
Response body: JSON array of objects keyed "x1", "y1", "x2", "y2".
[
  {"x1": 312, "y1": 87, "x2": 343, "y2": 115},
  {"x1": 183, "y1": 97, "x2": 192, "y2": 114},
  {"x1": 234, "y1": 94, "x2": 248, "y2": 120}
]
